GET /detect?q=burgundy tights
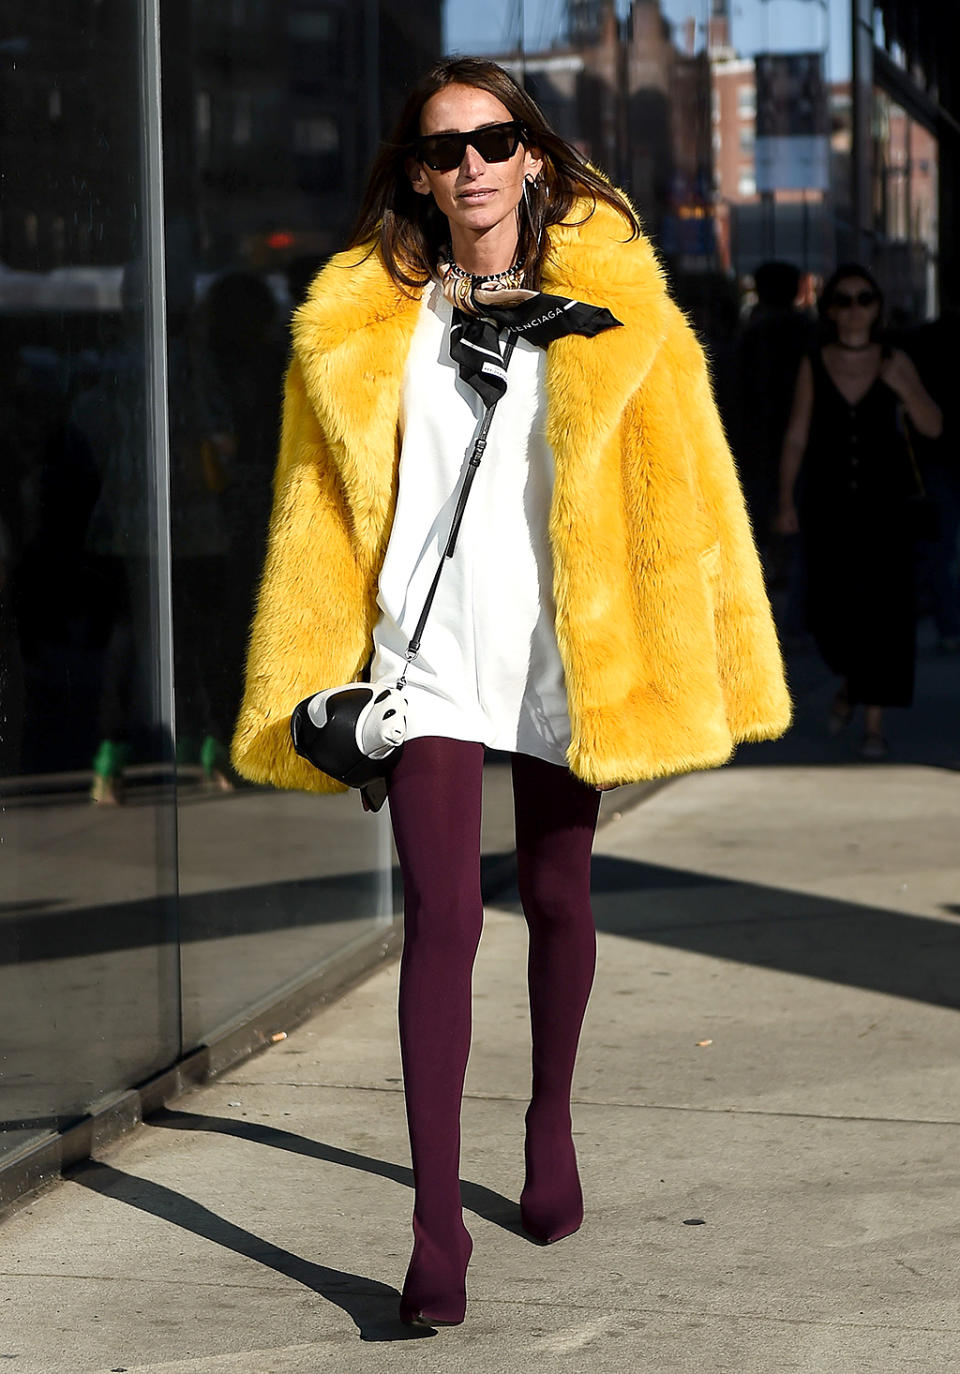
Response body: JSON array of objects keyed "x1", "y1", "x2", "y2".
[{"x1": 388, "y1": 736, "x2": 600, "y2": 1323}]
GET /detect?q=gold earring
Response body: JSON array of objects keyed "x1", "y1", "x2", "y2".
[{"x1": 521, "y1": 174, "x2": 544, "y2": 250}]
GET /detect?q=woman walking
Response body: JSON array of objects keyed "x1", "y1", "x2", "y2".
[
  {"x1": 777, "y1": 265, "x2": 943, "y2": 758},
  {"x1": 232, "y1": 58, "x2": 790, "y2": 1328}
]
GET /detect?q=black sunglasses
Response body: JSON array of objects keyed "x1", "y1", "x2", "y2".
[
  {"x1": 413, "y1": 120, "x2": 526, "y2": 172},
  {"x1": 832, "y1": 288, "x2": 879, "y2": 308}
]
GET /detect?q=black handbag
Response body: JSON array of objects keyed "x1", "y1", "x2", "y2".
[{"x1": 290, "y1": 333, "x2": 517, "y2": 811}]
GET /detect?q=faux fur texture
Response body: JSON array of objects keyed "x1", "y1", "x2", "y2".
[{"x1": 231, "y1": 197, "x2": 792, "y2": 793}]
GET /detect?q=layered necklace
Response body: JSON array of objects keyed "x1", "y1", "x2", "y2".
[
  {"x1": 438, "y1": 254, "x2": 532, "y2": 314},
  {"x1": 436, "y1": 246, "x2": 622, "y2": 405}
]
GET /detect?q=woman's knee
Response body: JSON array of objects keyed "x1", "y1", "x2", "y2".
[
  {"x1": 402, "y1": 889, "x2": 484, "y2": 959},
  {"x1": 516, "y1": 865, "x2": 593, "y2": 932}
]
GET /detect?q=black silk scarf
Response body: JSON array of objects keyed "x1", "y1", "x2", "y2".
[{"x1": 437, "y1": 253, "x2": 622, "y2": 405}]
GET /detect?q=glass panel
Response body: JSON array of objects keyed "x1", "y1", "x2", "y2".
[
  {"x1": 446, "y1": 0, "x2": 522, "y2": 55},
  {"x1": 908, "y1": 117, "x2": 938, "y2": 316},
  {"x1": 872, "y1": 89, "x2": 939, "y2": 319},
  {"x1": 162, "y1": 0, "x2": 410, "y2": 1049},
  {"x1": 0, "y1": 0, "x2": 179, "y2": 1165}
]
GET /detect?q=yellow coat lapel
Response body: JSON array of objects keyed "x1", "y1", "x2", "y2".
[
  {"x1": 292, "y1": 247, "x2": 421, "y2": 567},
  {"x1": 541, "y1": 204, "x2": 671, "y2": 476}
]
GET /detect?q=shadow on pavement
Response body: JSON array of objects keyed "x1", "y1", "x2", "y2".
[
  {"x1": 499, "y1": 854, "x2": 959, "y2": 1011},
  {"x1": 0, "y1": 856, "x2": 516, "y2": 968},
  {"x1": 144, "y1": 1106, "x2": 523, "y2": 1236},
  {"x1": 67, "y1": 1155, "x2": 431, "y2": 1343},
  {"x1": 66, "y1": 1106, "x2": 532, "y2": 1338},
  {"x1": 734, "y1": 640, "x2": 960, "y2": 772}
]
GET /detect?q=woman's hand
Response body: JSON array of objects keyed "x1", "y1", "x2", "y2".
[
  {"x1": 774, "y1": 502, "x2": 800, "y2": 536},
  {"x1": 878, "y1": 349, "x2": 916, "y2": 401}
]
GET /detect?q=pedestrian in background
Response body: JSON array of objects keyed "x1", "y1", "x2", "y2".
[
  {"x1": 776, "y1": 263, "x2": 943, "y2": 758},
  {"x1": 736, "y1": 260, "x2": 816, "y2": 567},
  {"x1": 232, "y1": 57, "x2": 790, "y2": 1328}
]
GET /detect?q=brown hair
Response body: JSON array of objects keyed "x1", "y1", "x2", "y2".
[{"x1": 347, "y1": 56, "x2": 640, "y2": 292}]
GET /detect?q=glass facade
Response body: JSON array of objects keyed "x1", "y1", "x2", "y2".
[
  {"x1": 1, "y1": 0, "x2": 956, "y2": 1183},
  {"x1": 157, "y1": 0, "x2": 417, "y2": 1048},
  {"x1": 1, "y1": 0, "x2": 181, "y2": 1162},
  {"x1": 871, "y1": 89, "x2": 938, "y2": 319}
]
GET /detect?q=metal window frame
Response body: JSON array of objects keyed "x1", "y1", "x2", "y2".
[{"x1": 140, "y1": 0, "x2": 183, "y2": 1049}]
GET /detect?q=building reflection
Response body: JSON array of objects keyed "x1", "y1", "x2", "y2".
[{"x1": 482, "y1": 0, "x2": 938, "y2": 319}]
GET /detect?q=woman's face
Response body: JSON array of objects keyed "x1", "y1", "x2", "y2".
[
  {"x1": 827, "y1": 276, "x2": 880, "y2": 333},
  {"x1": 408, "y1": 83, "x2": 542, "y2": 244}
]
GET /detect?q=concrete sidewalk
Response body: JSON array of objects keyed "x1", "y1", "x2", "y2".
[{"x1": 4, "y1": 734, "x2": 960, "y2": 1372}]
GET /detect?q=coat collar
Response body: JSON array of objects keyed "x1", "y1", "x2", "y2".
[{"x1": 293, "y1": 197, "x2": 672, "y2": 562}]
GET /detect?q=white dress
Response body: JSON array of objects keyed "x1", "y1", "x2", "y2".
[{"x1": 369, "y1": 280, "x2": 571, "y2": 767}]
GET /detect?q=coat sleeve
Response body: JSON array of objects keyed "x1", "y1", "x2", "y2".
[
  {"x1": 229, "y1": 356, "x2": 374, "y2": 792},
  {"x1": 674, "y1": 316, "x2": 793, "y2": 744}
]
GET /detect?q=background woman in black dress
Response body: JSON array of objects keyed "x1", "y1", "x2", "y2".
[{"x1": 776, "y1": 264, "x2": 943, "y2": 758}]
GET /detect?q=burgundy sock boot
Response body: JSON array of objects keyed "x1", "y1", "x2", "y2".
[
  {"x1": 389, "y1": 738, "x2": 486, "y2": 1326},
  {"x1": 512, "y1": 753, "x2": 601, "y2": 1245},
  {"x1": 521, "y1": 1102, "x2": 584, "y2": 1245}
]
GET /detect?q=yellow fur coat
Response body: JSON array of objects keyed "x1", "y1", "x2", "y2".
[{"x1": 231, "y1": 198, "x2": 791, "y2": 792}]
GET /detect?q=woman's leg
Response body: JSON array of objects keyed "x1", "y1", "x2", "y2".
[
  {"x1": 388, "y1": 735, "x2": 485, "y2": 1324},
  {"x1": 864, "y1": 705, "x2": 884, "y2": 734},
  {"x1": 860, "y1": 704, "x2": 888, "y2": 759},
  {"x1": 511, "y1": 752, "x2": 601, "y2": 1243}
]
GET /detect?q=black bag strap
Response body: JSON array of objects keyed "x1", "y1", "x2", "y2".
[
  {"x1": 396, "y1": 331, "x2": 516, "y2": 691},
  {"x1": 898, "y1": 401, "x2": 927, "y2": 499}
]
